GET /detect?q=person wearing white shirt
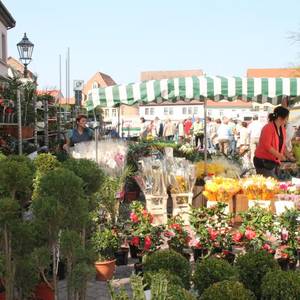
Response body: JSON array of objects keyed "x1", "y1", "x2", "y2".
[
  {"x1": 286, "y1": 122, "x2": 296, "y2": 153},
  {"x1": 217, "y1": 117, "x2": 232, "y2": 155},
  {"x1": 248, "y1": 115, "x2": 264, "y2": 162}
]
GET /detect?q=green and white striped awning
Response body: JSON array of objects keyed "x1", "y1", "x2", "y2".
[{"x1": 86, "y1": 76, "x2": 300, "y2": 111}]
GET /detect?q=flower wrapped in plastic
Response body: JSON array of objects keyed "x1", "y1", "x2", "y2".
[
  {"x1": 71, "y1": 139, "x2": 128, "y2": 176},
  {"x1": 240, "y1": 175, "x2": 279, "y2": 200},
  {"x1": 203, "y1": 177, "x2": 241, "y2": 202}
]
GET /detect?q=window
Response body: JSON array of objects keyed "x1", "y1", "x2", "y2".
[
  {"x1": 145, "y1": 108, "x2": 149, "y2": 115},
  {"x1": 92, "y1": 82, "x2": 98, "y2": 89},
  {"x1": 188, "y1": 107, "x2": 193, "y2": 115},
  {"x1": 263, "y1": 106, "x2": 268, "y2": 111},
  {"x1": 112, "y1": 109, "x2": 116, "y2": 117},
  {"x1": 220, "y1": 110, "x2": 224, "y2": 117},
  {"x1": 104, "y1": 109, "x2": 109, "y2": 118},
  {"x1": 150, "y1": 108, "x2": 155, "y2": 115},
  {"x1": 254, "y1": 106, "x2": 259, "y2": 111},
  {"x1": 182, "y1": 107, "x2": 187, "y2": 114},
  {"x1": 1, "y1": 34, "x2": 6, "y2": 61},
  {"x1": 164, "y1": 107, "x2": 168, "y2": 115},
  {"x1": 169, "y1": 107, "x2": 174, "y2": 115},
  {"x1": 194, "y1": 107, "x2": 198, "y2": 115}
]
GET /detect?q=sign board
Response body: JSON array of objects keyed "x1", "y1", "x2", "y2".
[{"x1": 73, "y1": 80, "x2": 84, "y2": 91}]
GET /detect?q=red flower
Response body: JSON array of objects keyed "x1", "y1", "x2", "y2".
[
  {"x1": 185, "y1": 236, "x2": 192, "y2": 244},
  {"x1": 245, "y1": 229, "x2": 256, "y2": 240},
  {"x1": 262, "y1": 243, "x2": 271, "y2": 251},
  {"x1": 170, "y1": 223, "x2": 182, "y2": 233},
  {"x1": 142, "y1": 209, "x2": 148, "y2": 217},
  {"x1": 131, "y1": 236, "x2": 140, "y2": 247},
  {"x1": 281, "y1": 252, "x2": 289, "y2": 259},
  {"x1": 164, "y1": 231, "x2": 175, "y2": 238},
  {"x1": 144, "y1": 236, "x2": 152, "y2": 250},
  {"x1": 149, "y1": 213, "x2": 154, "y2": 224},
  {"x1": 209, "y1": 229, "x2": 218, "y2": 241},
  {"x1": 232, "y1": 232, "x2": 243, "y2": 243},
  {"x1": 222, "y1": 250, "x2": 230, "y2": 256},
  {"x1": 130, "y1": 212, "x2": 139, "y2": 223}
]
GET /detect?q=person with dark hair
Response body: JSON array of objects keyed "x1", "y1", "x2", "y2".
[
  {"x1": 63, "y1": 115, "x2": 93, "y2": 151},
  {"x1": 254, "y1": 106, "x2": 291, "y2": 178}
]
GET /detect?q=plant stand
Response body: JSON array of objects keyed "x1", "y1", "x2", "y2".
[
  {"x1": 171, "y1": 192, "x2": 193, "y2": 225},
  {"x1": 145, "y1": 194, "x2": 168, "y2": 225}
]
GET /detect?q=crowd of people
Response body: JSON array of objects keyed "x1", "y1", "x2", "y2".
[{"x1": 139, "y1": 111, "x2": 300, "y2": 173}]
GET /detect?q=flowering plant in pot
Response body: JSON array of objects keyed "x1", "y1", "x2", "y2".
[
  {"x1": 91, "y1": 227, "x2": 120, "y2": 281},
  {"x1": 239, "y1": 206, "x2": 278, "y2": 251},
  {"x1": 165, "y1": 216, "x2": 191, "y2": 258},
  {"x1": 129, "y1": 202, "x2": 164, "y2": 256},
  {"x1": 276, "y1": 208, "x2": 300, "y2": 270}
]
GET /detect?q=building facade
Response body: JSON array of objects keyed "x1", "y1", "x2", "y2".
[{"x1": 0, "y1": 1, "x2": 15, "y2": 78}]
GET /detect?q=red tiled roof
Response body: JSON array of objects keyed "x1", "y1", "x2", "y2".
[
  {"x1": 140, "y1": 70, "x2": 203, "y2": 81},
  {"x1": 207, "y1": 100, "x2": 252, "y2": 108},
  {"x1": 247, "y1": 68, "x2": 300, "y2": 78}
]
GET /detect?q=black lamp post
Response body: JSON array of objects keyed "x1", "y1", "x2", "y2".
[
  {"x1": 17, "y1": 33, "x2": 34, "y2": 78},
  {"x1": 16, "y1": 33, "x2": 34, "y2": 154}
]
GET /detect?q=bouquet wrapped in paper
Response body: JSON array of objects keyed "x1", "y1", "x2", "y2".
[
  {"x1": 240, "y1": 175, "x2": 279, "y2": 200},
  {"x1": 134, "y1": 157, "x2": 167, "y2": 196},
  {"x1": 168, "y1": 158, "x2": 196, "y2": 194},
  {"x1": 203, "y1": 177, "x2": 241, "y2": 202},
  {"x1": 71, "y1": 139, "x2": 127, "y2": 176}
]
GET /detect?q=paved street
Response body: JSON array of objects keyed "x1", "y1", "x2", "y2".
[{"x1": 59, "y1": 259, "x2": 134, "y2": 300}]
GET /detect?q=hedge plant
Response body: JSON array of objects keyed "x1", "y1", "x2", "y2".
[
  {"x1": 261, "y1": 270, "x2": 300, "y2": 300},
  {"x1": 200, "y1": 280, "x2": 255, "y2": 300},
  {"x1": 235, "y1": 251, "x2": 279, "y2": 298},
  {"x1": 143, "y1": 249, "x2": 192, "y2": 289},
  {"x1": 193, "y1": 257, "x2": 239, "y2": 295}
]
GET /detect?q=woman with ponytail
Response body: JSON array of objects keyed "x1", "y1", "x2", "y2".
[{"x1": 254, "y1": 106, "x2": 291, "y2": 178}]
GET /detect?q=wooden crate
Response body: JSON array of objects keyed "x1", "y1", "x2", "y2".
[
  {"x1": 145, "y1": 194, "x2": 168, "y2": 225},
  {"x1": 171, "y1": 193, "x2": 193, "y2": 225}
]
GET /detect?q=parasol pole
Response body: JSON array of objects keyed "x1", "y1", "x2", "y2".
[{"x1": 204, "y1": 97, "x2": 208, "y2": 176}]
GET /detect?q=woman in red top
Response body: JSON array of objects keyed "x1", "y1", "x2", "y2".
[{"x1": 254, "y1": 106, "x2": 290, "y2": 178}]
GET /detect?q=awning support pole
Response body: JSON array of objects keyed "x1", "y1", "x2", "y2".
[{"x1": 204, "y1": 97, "x2": 208, "y2": 176}]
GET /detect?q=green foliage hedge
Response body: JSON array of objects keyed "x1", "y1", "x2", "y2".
[
  {"x1": 143, "y1": 249, "x2": 192, "y2": 289},
  {"x1": 193, "y1": 257, "x2": 239, "y2": 295},
  {"x1": 235, "y1": 251, "x2": 279, "y2": 298}
]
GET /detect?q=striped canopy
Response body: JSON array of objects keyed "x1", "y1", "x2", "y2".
[{"x1": 86, "y1": 76, "x2": 300, "y2": 110}]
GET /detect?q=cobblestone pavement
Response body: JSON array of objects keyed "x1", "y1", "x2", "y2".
[{"x1": 59, "y1": 258, "x2": 135, "y2": 300}]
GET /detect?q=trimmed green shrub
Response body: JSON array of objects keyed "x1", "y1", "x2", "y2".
[
  {"x1": 167, "y1": 284, "x2": 197, "y2": 300},
  {"x1": 261, "y1": 270, "x2": 300, "y2": 300},
  {"x1": 200, "y1": 280, "x2": 255, "y2": 300},
  {"x1": 143, "y1": 249, "x2": 192, "y2": 289},
  {"x1": 235, "y1": 251, "x2": 279, "y2": 298},
  {"x1": 193, "y1": 257, "x2": 239, "y2": 295}
]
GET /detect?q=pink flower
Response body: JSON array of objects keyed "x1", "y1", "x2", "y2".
[
  {"x1": 279, "y1": 183, "x2": 288, "y2": 191},
  {"x1": 262, "y1": 243, "x2": 271, "y2": 251},
  {"x1": 130, "y1": 212, "x2": 139, "y2": 223},
  {"x1": 190, "y1": 238, "x2": 202, "y2": 249},
  {"x1": 209, "y1": 229, "x2": 218, "y2": 241},
  {"x1": 170, "y1": 223, "x2": 182, "y2": 233},
  {"x1": 245, "y1": 229, "x2": 256, "y2": 240},
  {"x1": 164, "y1": 231, "x2": 175, "y2": 238},
  {"x1": 131, "y1": 236, "x2": 140, "y2": 247},
  {"x1": 144, "y1": 236, "x2": 152, "y2": 250},
  {"x1": 232, "y1": 232, "x2": 243, "y2": 243}
]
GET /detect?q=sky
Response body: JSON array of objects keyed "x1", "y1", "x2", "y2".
[{"x1": 5, "y1": 0, "x2": 300, "y2": 91}]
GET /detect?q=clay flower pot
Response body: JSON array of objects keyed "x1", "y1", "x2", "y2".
[
  {"x1": 35, "y1": 282, "x2": 54, "y2": 300},
  {"x1": 95, "y1": 259, "x2": 116, "y2": 281}
]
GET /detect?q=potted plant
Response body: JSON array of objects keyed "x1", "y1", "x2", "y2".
[
  {"x1": 165, "y1": 216, "x2": 191, "y2": 259},
  {"x1": 91, "y1": 227, "x2": 120, "y2": 281}
]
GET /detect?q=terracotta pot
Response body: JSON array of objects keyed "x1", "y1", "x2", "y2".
[
  {"x1": 35, "y1": 282, "x2": 54, "y2": 300},
  {"x1": 4, "y1": 125, "x2": 34, "y2": 139},
  {"x1": 95, "y1": 259, "x2": 116, "y2": 281}
]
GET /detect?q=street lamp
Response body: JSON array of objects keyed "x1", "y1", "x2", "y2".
[
  {"x1": 17, "y1": 33, "x2": 34, "y2": 78},
  {"x1": 16, "y1": 33, "x2": 34, "y2": 154}
]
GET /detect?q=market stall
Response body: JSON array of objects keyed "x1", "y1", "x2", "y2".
[{"x1": 85, "y1": 76, "x2": 300, "y2": 223}]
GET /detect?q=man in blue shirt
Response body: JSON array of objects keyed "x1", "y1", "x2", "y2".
[{"x1": 63, "y1": 115, "x2": 93, "y2": 151}]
